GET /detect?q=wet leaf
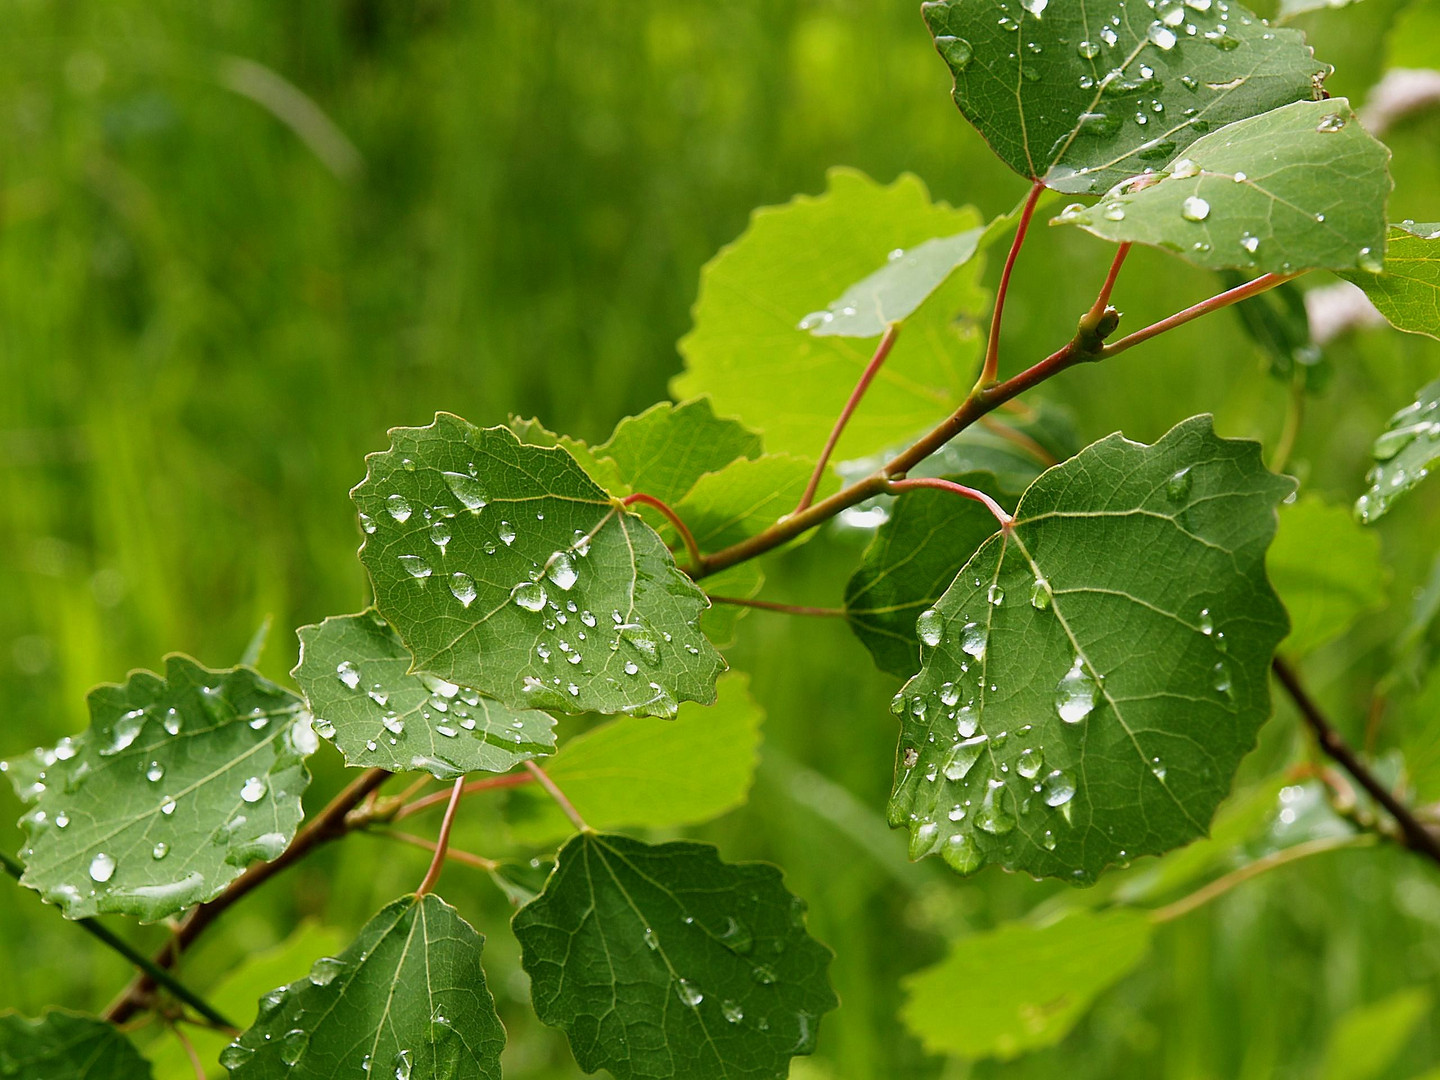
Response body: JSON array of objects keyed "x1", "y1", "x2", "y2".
[
  {"x1": 1342, "y1": 221, "x2": 1440, "y2": 341},
  {"x1": 923, "y1": 0, "x2": 1328, "y2": 194},
  {"x1": 1354, "y1": 377, "x2": 1440, "y2": 524},
  {"x1": 901, "y1": 910, "x2": 1152, "y2": 1060},
  {"x1": 890, "y1": 416, "x2": 1292, "y2": 882},
  {"x1": 220, "y1": 894, "x2": 504, "y2": 1079},
  {"x1": 0, "y1": 1011, "x2": 153, "y2": 1079},
  {"x1": 6, "y1": 656, "x2": 312, "y2": 922},
  {"x1": 1056, "y1": 99, "x2": 1390, "y2": 274},
  {"x1": 506, "y1": 673, "x2": 762, "y2": 846},
  {"x1": 674, "y1": 168, "x2": 988, "y2": 462},
  {"x1": 513, "y1": 833, "x2": 837, "y2": 1080},
  {"x1": 353, "y1": 413, "x2": 724, "y2": 719},
  {"x1": 293, "y1": 611, "x2": 555, "y2": 779}
]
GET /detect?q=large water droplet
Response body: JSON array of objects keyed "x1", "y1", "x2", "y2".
[
  {"x1": 1316, "y1": 111, "x2": 1347, "y2": 133},
  {"x1": 498, "y1": 520, "x2": 517, "y2": 545},
  {"x1": 1181, "y1": 195, "x2": 1211, "y2": 222},
  {"x1": 397, "y1": 555, "x2": 432, "y2": 579},
  {"x1": 386, "y1": 494, "x2": 412, "y2": 523},
  {"x1": 676, "y1": 979, "x2": 705, "y2": 1007},
  {"x1": 449, "y1": 572, "x2": 477, "y2": 608},
  {"x1": 975, "y1": 778, "x2": 1016, "y2": 834},
  {"x1": 1016, "y1": 747, "x2": 1044, "y2": 780},
  {"x1": 960, "y1": 621, "x2": 987, "y2": 662},
  {"x1": 511, "y1": 581, "x2": 548, "y2": 611},
  {"x1": 1147, "y1": 22, "x2": 1178, "y2": 48},
  {"x1": 240, "y1": 776, "x2": 267, "y2": 803},
  {"x1": 546, "y1": 551, "x2": 579, "y2": 591},
  {"x1": 393, "y1": 1049, "x2": 413, "y2": 1080},
  {"x1": 1055, "y1": 658, "x2": 1098, "y2": 723},
  {"x1": 337, "y1": 661, "x2": 362, "y2": 690},
  {"x1": 309, "y1": 956, "x2": 345, "y2": 986},
  {"x1": 429, "y1": 521, "x2": 451, "y2": 552},
  {"x1": 935, "y1": 34, "x2": 974, "y2": 70},
  {"x1": 146, "y1": 761, "x2": 165, "y2": 783},
  {"x1": 1166, "y1": 466, "x2": 1193, "y2": 501},
  {"x1": 1030, "y1": 577, "x2": 1052, "y2": 610},
  {"x1": 943, "y1": 735, "x2": 988, "y2": 781},
  {"x1": 442, "y1": 471, "x2": 488, "y2": 511},
  {"x1": 89, "y1": 851, "x2": 116, "y2": 882},
  {"x1": 1042, "y1": 769, "x2": 1077, "y2": 806},
  {"x1": 916, "y1": 608, "x2": 944, "y2": 647},
  {"x1": 1357, "y1": 247, "x2": 1383, "y2": 274},
  {"x1": 1077, "y1": 39, "x2": 1100, "y2": 58},
  {"x1": 722, "y1": 999, "x2": 744, "y2": 1023},
  {"x1": 942, "y1": 833, "x2": 983, "y2": 873},
  {"x1": 279, "y1": 1029, "x2": 308, "y2": 1066}
]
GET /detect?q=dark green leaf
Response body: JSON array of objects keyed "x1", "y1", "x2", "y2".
[
  {"x1": 1270, "y1": 496, "x2": 1386, "y2": 657},
  {"x1": 513, "y1": 833, "x2": 838, "y2": 1080},
  {"x1": 1354, "y1": 378, "x2": 1440, "y2": 524},
  {"x1": 220, "y1": 894, "x2": 504, "y2": 1078},
  {"x1": 506, "y1": 673, "x2": 762, "y2": 846},
  {"x1": 1342, "y1": 222, "x2": 1440, "y2": 341},
  {"x1": 1056, "y1": 100, "x2": 1390, "y2": 274},
  {"x1": 7, "y1": 656, "x2": 312, "y2": 922},
  {"x1": 890, "y1": 416, "x2": 1292, "y2": 882},
  {"x1": 591, "y1": 399, "x2": 763, "y2": 504},
  {"x1": 0, "y1": 1011, "x2": 152, "y2": 1079},
  {"x1": 505, "y1": 416, "x2": 627, "y2": 494},
  {"x1": 846, "y1": 472, "x2": 1011, "y2": 678},
  {"x1": 674, "y1": 168, "x2": 988, "y2": 461},
  {"x1": 293, "y1": 611, "x2": 555, "y2": 779},
  {"x1": 900, "y1": 910, "x2": 1152, "y2": 1059},
  {"x1": 922, "y1": 0, "x2": 1328, "y2": 194},
  {"x1": 354, "y1": 413, "x2": 724, "y2": 718}
]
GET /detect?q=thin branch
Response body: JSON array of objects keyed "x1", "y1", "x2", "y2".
[
  {"x1": 1086, "y1": 242, "x2": 1132, "y2": 324},
  {"x1": 980, "y1": 181, "x2": 1047, "y2": 387},
  {"x1": 1272, "y1": 657, "x2": 1440, "y2": 866},
  {"x1": 885, "y1": 476, "x2": 1013, "y2": 528},
  {"x1": 706, "y1": 595, "x2": 846, "y2": 618},
  {"x1": 622, "y1": 492, "x2": 701, "y2": 572},
  {"x1": 416, "y1": 778, "x2": 466, "y2": 896},
  {"x1": 0, "y1": 851, "x2": 236, "y2": 1029},
  {"x1": 1149, "y1": 833, "x2": 1375, "y2": 924},
  {"x1": 106, "y1": 767, "x2": 391, "y2": 1024},
  {"x1": 1102, "y1": 273, "x2": 1299, "y2": 357},
  {"x1": 796, "y1": 323, "x2": 901, "y2": 514},
  {"x1": 525, "y1": 760, "x2": 589, "y2": 832},
  {"x1": 374, "y1": 829, "x2": 499, "y2": 872},
  {"x1": 170, "y1": 1020, "x2": 208, "y2": 1080},
  {"x1": 393, "y1": 770, "x2": 534, "y2": 820}
]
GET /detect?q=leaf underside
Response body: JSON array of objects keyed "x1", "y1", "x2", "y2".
[
  {"x1": 1354, "y1": 376, "x2": 1440, "y2": 524},
  {"x1": 890, "y1": 415, "x2": 1293, "y2": 883},
  {"x1": 1342, "y1": 222, "x2": 1440, "y2": 342},
  {"x1": 513, "y1": 833, "x2": 838, "y2": 1080}
]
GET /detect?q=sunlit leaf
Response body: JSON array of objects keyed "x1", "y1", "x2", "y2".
[
  {"x1": 1276, "y1": 0, "x2": 1364, "y2": 19},
  {"x1": 220, "y1": 894, "x2": 504, "y2": 1078},
  {"x1": 0, "y1": 1011, "x2": 152, "y2": 1079},
  {"x1": 677, "y1": 454, "x2": 833, "y2": 553},
  {"x1": 1270, "y1": 496, "x2": 1387, "y2": 657},
  {"x1": 674, "y1": 168, "x2": 988, "y2": 462},
  {"x1": 1055, "y1": 100, "x2": 1390, "y2": 274},
  {"x1": 513, "y1": 833, "x2": 837, "y2": 1079},
  {"x1": 506, "y1": 673, "x2": 762, "y2": 846},
  {"x1": 890, "y1": 416, "x2": 1292, "y2": 882},
  {"x1": 293, "y1": 611, "x2": 555, "y2": 779},
  {"x1": 354, "y1": 413, "x2": 724, "y2": 718},
  {"x1": 1342, "y1": 222, "x2": 1440, "y2": 341},
  {"x1": 1354, "y1": 377, "x2": 1440, "y2": 524},
  {"x1": 1321, "y1": 988, "x2": 1433, "y2": 1080},
  {"x1": 7, "y1": 656, "x2": 312, "y2": 922},
  {"x1": 900, "y1": 910, "x2": 1152, "y2": 1060},
  {"x1": 922, "y1": 0, "x2": 1329, "y2": 194},
  {"x1": 591, "y1": 399, "x2": 763, "y2": 504}
]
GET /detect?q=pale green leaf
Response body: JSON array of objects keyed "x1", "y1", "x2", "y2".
[
  {"x1": 900, "y1": 910, "x2": 1152, "y2": 1060},
  {"x1": 1354, "y1": 378, "x2": 1440, "y2": 524},
  {"x1": 922, "y1": 0, "x2": 1329, "y2": 194},
  {"x1": 1270, "y1": 496, "x2": 1387, "y2": 656},
  {"x1": 591, "y1": 399, "x2": 763, "y2": 504},
  {"x1": 293, "y1": 611, "x2": 555, "y2": 779},
  {"x1": 7, "y1": 656, "x2": 313, "y2": 922},
  {"x1": 354, "y1": 413, "x2": 724, "y2": 719},
  {"x1": 1322, "y1": 988, "x2": 1433, "y2": 1080},
  {"x1": 220, "y1": 894, "x2": 504, "y2": 1078},
  {"x1": 1055, "y1": 99, "x2": 1390, "y2": 274},
  {"x1": 0, "y1": 1012, "x2": 152, "y2": 1080},
  {"x1": 699, "y1": 562, "x2": 766, "y2": 648},
  {"x1": 673, "y1": 168, "x2": 987, "y2": 461},
  {"x1": 677, "y1": 454, "x2": 834, "y2": 554},
  {"x1": 890, "y1": 416, "x2": 1292, "y2": 882},
  {"x1": 513, "y1": 833, "x2": 838, "y2": 1079},
  {"x1": 1342, "y1": 222, "x2": 1440, "y2": 341},
  {"x1": 1277, "y1": 0, "x2": 1364, "y2": 19},
  {"x1": 505, "y1": 673, "x2": 762, "y2": 846}
]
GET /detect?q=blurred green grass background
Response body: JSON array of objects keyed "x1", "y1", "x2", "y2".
[{"x1": 2, "y1": 1, "x2": 1439, "y2": 1077}]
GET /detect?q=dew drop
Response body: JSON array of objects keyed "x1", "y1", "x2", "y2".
[
  {"x1": 1181, "y1": 195, "x2": 1211, "y2": 222},
  {"x1": 1357, "y1": 247, "x2": 1383, "y2": 274},
  {"x1": 511, "y1": 581, "x2": 548, "y2": 611},
  {"x1": 722, "y1": 1000, "x2": 744, "y2": 1023},
  {"x1": 89, "y1": 852, "x2": 116, "y2": 882},
  {"x1": 1151, "y1": 756, "x2": 1168, "y2": 781},
  {"x1": 975, "y1": 778, "x2": 1016, "y2": 834},
  {"x1": 161, "y1": 796, "x2": 177, "y2": 815},
  {"x1": 449, "y1": 572, "x2": 477, "y2": 608},
  {"x1": 336, "y1": 661, "x2": 362, "y2": 690},
  {"x1": 498, "y1": 520, "x2": 517, "y2": 545},
  {"x1": 385, "y1": 494, "x2": 412, "y2": 523},
  {"x1": 1241, "y1": 232, "x2": 1260, "y2": 254},
  {"x1": 151, "y1": 841, "x2": 168, "y2": 860},
  {"x1": 916, "y1": 608, "x2": 944, "y2": 647},
  {"x1": 1212, "y1": 659, "x2": 1233, "y2": 695},
  {"x1": 1041, "y1": 769, "x2": 1076, "y2": 807},
  {"x1": 943, "y1": 735, "x2": 988, "y2": 781},
  {"x1": 279, "y1": 1029, "x2": 308, "y2": 1066},
  {"x1": 987, "y1": 583, "x2": 1005, "y2": 607},
  {"x1": 960, "y1": 621, "x2": 987, "y2": 662},
  {"x1": 676, "y1": 979, "x2": 705, "y2": 1007},
  {"x1": 1199, "y1": 608, "x2": 1214, "y2": 635},
  {"x1": 1016, "y1": 747, "x2": 1044, "y2": 780},
  {"x1": 146, "y1": 761, "x2": 165, "y2": 783},
  {"x1": 1147, "y1": 22, "x2": 1178, "y2": 48},
  {"x1": 546, "y1": 551, "x2": 579, "y2": 591},
  {"x1": 1055, "y1": 657, "x2": 1098, "y2": 723},
  {"x1": 442, "y1": 471, "x2": 488, "y2": 511},
  {"x1": 429, "y1": 521, "x2": 451, "y2": 552},
  {"x1": 934, "y1": 34, "x2": 974, "y2": 70},
  {"x1": 1029, "y1": 577, "x2": 1052, "y2": 610},
  {"x1": 1166, "y1": 466, "x2": 1193, "y2": 501},
  {"x1": 397, "y1": 555, "x2": 432, "y2": 579},
  {"x1": 1077, "y1": 39, "x2": 1100, "y2": 58},
  {"x1": 1316, "y1": 111, "x2": 1347, "y2": 133},
  {"x1": 1103, "y1": 202, "x2": 1127, "y2": 221},
  {"x1": 240, "y1": 776, "x2": 267, "y2": 803}
]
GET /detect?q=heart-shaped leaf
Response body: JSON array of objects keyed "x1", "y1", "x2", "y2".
[
  {"x1": 889, "y1": 416, "x2": 1292, "y2": 883},
  {"x1": 353, "y1": 413, "x2": 724, "y2": 718},
  {"x1": 922, "y1": 0, "x2": 1329, "y2": 194}
]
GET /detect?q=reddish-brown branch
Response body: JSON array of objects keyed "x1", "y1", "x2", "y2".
[
  {"x1": 374, "y1": 829, "x2": 499, "y2": 872},
  {"x1": 706, "y1": 595, "x2": 845, "y2": 618},
  {"x1": 1087, "y1": 242, "x2": 1132, "y2": 323},
  {"x1": 796, "y1": 323, "x2": 901, "y2": 514},
  {"x1": 885, "y1": 476, "x2": 1013, "y2": 528},
  {"x1": 980, "y1": 181, "x2": 1046, "y2": 386},
  {"x1": 393, "y1": 770, "x2": 534, "y2": 820},
  {"x1": 416, "y1": 777, "x2": 466, "y2": 896},
  {"x1": 622, "y1": 492, "x2": 701, "y2": 571},
  {"x1": 1102, "y1": 272, "x2": 1297, "y2": 356},
  {"x1": 525, "y1": 760, "x2": 589, "y2": 832}
]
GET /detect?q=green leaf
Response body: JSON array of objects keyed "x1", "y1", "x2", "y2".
[
  {"x1": 910, "y1": 400, "x2": 1080, "y2": 495},
  {"x1": 1277, "y1": 0, "x2": 1364, "y2": 19},
  {"x1": 1388, "y1": 0, "x2": 1440, "y2": 69},
  {"x1": 1269, "y1": 496, "x2": 1387, "y2": 657},
  {"x1": 220, "y1": 894, "x2": 504, "y2": 1078},
  {"x1": 591, "y1": 399, "x2": 763, "y2": 504},
  {"x1": 1054, "y1": 100, "x2": 1390, "y2": 274},
  {"x1": 293, "y1": 611, "x2": 556, "y2": 779},
  {"x1": 1354, "y1": 378, "x2": 1440, "y2": 524},
  {"x1": 900, "y1": 910, "x2": 1152, "y2": 1060},
  {"x1": 890, "y1": 416, "x2": 1292, "y2": 882},
  {"x1": 513, "y1": 833, "x2": 838, "y2": 1079},
  {"x1": 1396, "y1": 666, "x2": 1440, "y2": 802},
  {"x1": 845, "y1": 472, "x2": 1010, "y2": 678},
  {"x1": 0, "y1": 1012, "x2": 152, "y2": 1080},
  {"x1": 921, "y1": 0, "x2": 1329, "y2": 194},
  {"x1": 804, "y1": 226, "x2": 985, "y2": 338},
  {"x1": 1342, "y1": 222, "x2": 1440, "y2": 341},
  {"x1": 7, "y1": 656, "x2": 312, "y2": 922},
  {"x1": 505, "y1": 415, "x2": 627, "y2": 494},
  {"x1": 699, "y1": 562, "x2": 766, "y2": 648},
  {"x1": 506, "y1": 673, "x2": 762, "y2": 846},
  {"x1": 677, "y1": 454, "x2": 834, "y2": 553},
  {"x1": 354, "y1": 413, "x2": 725, "y2": 719},
  {"x1": 673, "y1": 168, "x2": 988, "y2": 462},
  {"x1": 1322, "y1": 988, "x2": 1433, "y2": 1080}
]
